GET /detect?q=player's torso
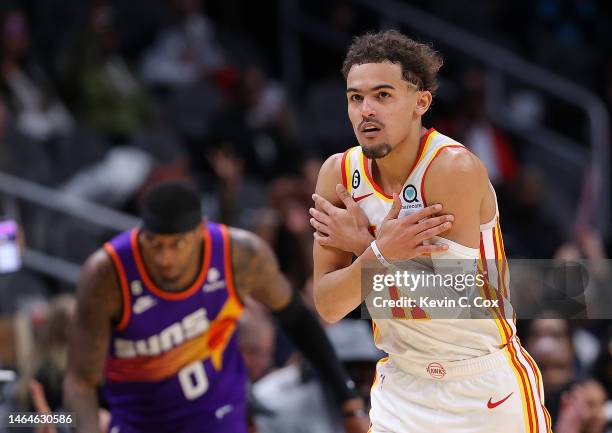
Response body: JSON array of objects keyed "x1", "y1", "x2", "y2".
[
  {"x1": 102, "y1": 222, "x2": 246, "y2": 427},
  {"x1": 342, "y1": 128, "x2": 516, "y2": 362}
]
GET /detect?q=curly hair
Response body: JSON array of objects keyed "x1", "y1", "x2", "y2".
[{"x1": 341, "y1": 30, "x2": 443, "y2": 95}]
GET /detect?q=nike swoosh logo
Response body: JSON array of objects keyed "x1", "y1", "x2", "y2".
[
  {"x1": 487, "y1": 392, "x2": 513, "y2": 409},
  {"x1": 215, "y1": 404, "x2": 233, "y2": 419},
  {"x1": 352, "y1": 193, "x2": 373, "y2": 202},
  {"x1": 133, "y1": 296, "x2": 157, "y2": 315}
]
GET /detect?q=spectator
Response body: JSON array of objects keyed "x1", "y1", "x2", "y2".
[
  {"x1": 460, "y1": 69, "x2": 519, "y2": 186},
  {"x1": 498, "y1": 168, "x2": 565, "y2": 258},
  {"x1": 555, "y1": 378, "x2": 607, "y2": 433},
  {"x1": 140, "y1": 0, "x2": 228, "y2": 89},
  {"x1": 70, "y1": 0, "x2": 157, "y2": 144},
  {"x1": 526, "y1": 334, "x2": 578, "y2": 423},
  {"x1": 0, "y1": 8, "x2": 74, "y2": 142}
]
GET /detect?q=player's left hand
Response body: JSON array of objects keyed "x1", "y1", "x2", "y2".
[
  {"x1": 311, "y1": 184, "x2": 374, "y2": 256},
  {"x1": 341, "y1": 397, "x2": 370, "y2": 433},
  {"x1": 344, "y1": 415, "x2": 370, "y2": 433}
]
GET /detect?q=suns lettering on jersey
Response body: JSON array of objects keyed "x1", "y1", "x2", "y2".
[{"x1": 114, "y1": 308, "x2": 210, "y2": 359}]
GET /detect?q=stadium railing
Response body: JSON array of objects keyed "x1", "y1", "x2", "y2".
[{"x1": 0, "y1": 171, "x2": 138, "y2": 283}]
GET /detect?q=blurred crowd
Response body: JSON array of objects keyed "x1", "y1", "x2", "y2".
[{"x1": 0, "y1": 0, "x2": 611, "y2": 432}]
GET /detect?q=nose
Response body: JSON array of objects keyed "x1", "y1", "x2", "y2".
[
  {"x1": 360, "y1": 97, "x2": 376, "y2": 118},
  {"x1": 154, "y1": 249, "x2": 173, "y2": 267}
]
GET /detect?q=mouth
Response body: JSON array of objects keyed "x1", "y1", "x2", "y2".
[
  {"x1": 159, "y1": 267, "x2": 177, "y2": 279},
  {"x1": 360, "y1": 125, "x2": 382, "y2": 138}
]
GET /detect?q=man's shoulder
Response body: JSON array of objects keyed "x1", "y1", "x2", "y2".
[
  {"x1": 227, "y1": 226, "x2": 259, "y2": 245},
  {"x1": 84, "y1": 248, "x2": 116, "y2": 281},
  {"x1": 316, "y1": 151, "x2": 355, "y2": 205},
  {"x1": 427, "y1": 145, "x2": 487, "y2": 186},
  {"x1": 76, "y1": 248, "x2": 122, "y2": 317},
  {"x1": 319, "y1": 146, "x2": 362, "y2": 177},
  {"x1": 226, "y1": 226, "x2": 272, "y2": 261},
  {"x1": 422, "y1": 145, "x2": 489, "y2": 208},
  {"x1": 319, "y1": 152, "x2": 345, "y2": 179}
]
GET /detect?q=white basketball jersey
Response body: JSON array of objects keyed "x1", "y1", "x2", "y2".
[{"x1": 342, "y1": 128, "x2": 517, "y2": 363}]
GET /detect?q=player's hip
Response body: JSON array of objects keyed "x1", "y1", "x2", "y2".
[{"x1": 369, "y1": 343, "x2": 551, "y2": 433}]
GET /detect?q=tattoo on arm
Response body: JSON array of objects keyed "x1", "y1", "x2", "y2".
[{"x1": 229, "y1": 228, "x2": 292, "y2": 311}]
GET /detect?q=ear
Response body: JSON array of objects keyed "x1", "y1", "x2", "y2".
[{"x1": 414, "y1": 91, "x2": 432, "y2": 116}]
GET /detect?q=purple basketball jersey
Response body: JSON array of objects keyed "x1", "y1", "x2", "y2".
[{"x1": 102, "y1": 222, "x2": 247, "y2": 433}]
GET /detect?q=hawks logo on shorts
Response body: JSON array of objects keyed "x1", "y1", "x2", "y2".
[{"x1": 426, "y1": 362, "x2": 446, "y2": 379}]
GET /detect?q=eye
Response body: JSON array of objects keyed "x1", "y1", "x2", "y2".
[
  {"x1": 377, "y1": 91, "x2": 391, "y2": 99},
  {"x1": 349, "y1": 94, "x2": 363, "y2": 102}
]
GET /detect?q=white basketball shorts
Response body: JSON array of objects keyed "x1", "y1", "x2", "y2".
[{"x1": 369, "y1": 340, "x2": 552, "y2": 433}]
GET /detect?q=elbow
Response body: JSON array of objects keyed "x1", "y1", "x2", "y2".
[{"x1": 313, "y1": 281, "x2": 343, "y2": 324}]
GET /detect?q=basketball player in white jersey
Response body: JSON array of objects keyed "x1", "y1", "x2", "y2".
[{"x1": 311, "y1": 30, "x2": 552, "y2": 433}]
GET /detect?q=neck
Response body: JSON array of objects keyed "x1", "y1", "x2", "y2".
[{"x1": 371, "y1": 125, "x2": 428, "y2": 193}]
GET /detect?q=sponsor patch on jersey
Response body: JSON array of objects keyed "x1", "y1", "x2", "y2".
[
  {"x1": 402, "y1": 184, "x2": 419, "y2": 203},
  {"x1": 203, "y1": 267, "x2": 226, "y2": 293}
]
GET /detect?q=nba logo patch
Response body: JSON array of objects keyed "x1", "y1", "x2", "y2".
[{"x1": 203, "y1": 267, "x2": 226, "y2": 293}]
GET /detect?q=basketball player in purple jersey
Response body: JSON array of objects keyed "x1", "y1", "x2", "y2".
[{"x1": 64, "y1": 181, "x2": 368, "y2": 433}]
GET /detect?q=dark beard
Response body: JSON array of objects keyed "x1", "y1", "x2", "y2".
[{"x1": 362, "y1": 143, "x2": 392, "y2": 159}]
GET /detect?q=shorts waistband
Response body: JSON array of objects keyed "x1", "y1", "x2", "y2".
[{"x1": 389, "y1": 347, "x2": 509, "y2": 380}]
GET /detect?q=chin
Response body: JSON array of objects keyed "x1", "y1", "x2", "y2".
[
  {"x1": 362, "y1": 143, "x2": 392, "y2": 159},
  {"x1": 160, "y1": 274, "x2": 181, "y2": 284}
]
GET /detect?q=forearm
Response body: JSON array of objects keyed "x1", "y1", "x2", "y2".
[
  {"x1": 63, "y1": 374, "x2": 102, "y2": 433},
  {"x1": 353, "y1": 232, "x2": 375, "y2": 256},
  {"x1": 273, "y1": 293, "x2": 359, "y2": 405},
  {"x1": 314, "y1": 247, "x2": 377, "y2": 323}
]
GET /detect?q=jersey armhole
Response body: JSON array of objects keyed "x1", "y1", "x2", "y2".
[
  {"x1": 103, "y1": 243, "x2": 131, "y2": 332},
  {"x1": 220, "y1": 225, "x2": 244, "y2": 309},
  {"x1": 428, "y1": 236, "x2": 480, "y2": 259},
  {"x1": 340, "y1": 148, "x2": 351, "y2": 190},
  {"x1": 479, "y1": 183, "x2": 499, "y2": 230}
]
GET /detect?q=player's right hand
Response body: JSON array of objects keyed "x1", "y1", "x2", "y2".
[
  {"x1": 310, "y1": 184, "x2": 374, "y2": 256},
  {"x1": 375, "y1": 193, "x2": 454, "y2": 261}
]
